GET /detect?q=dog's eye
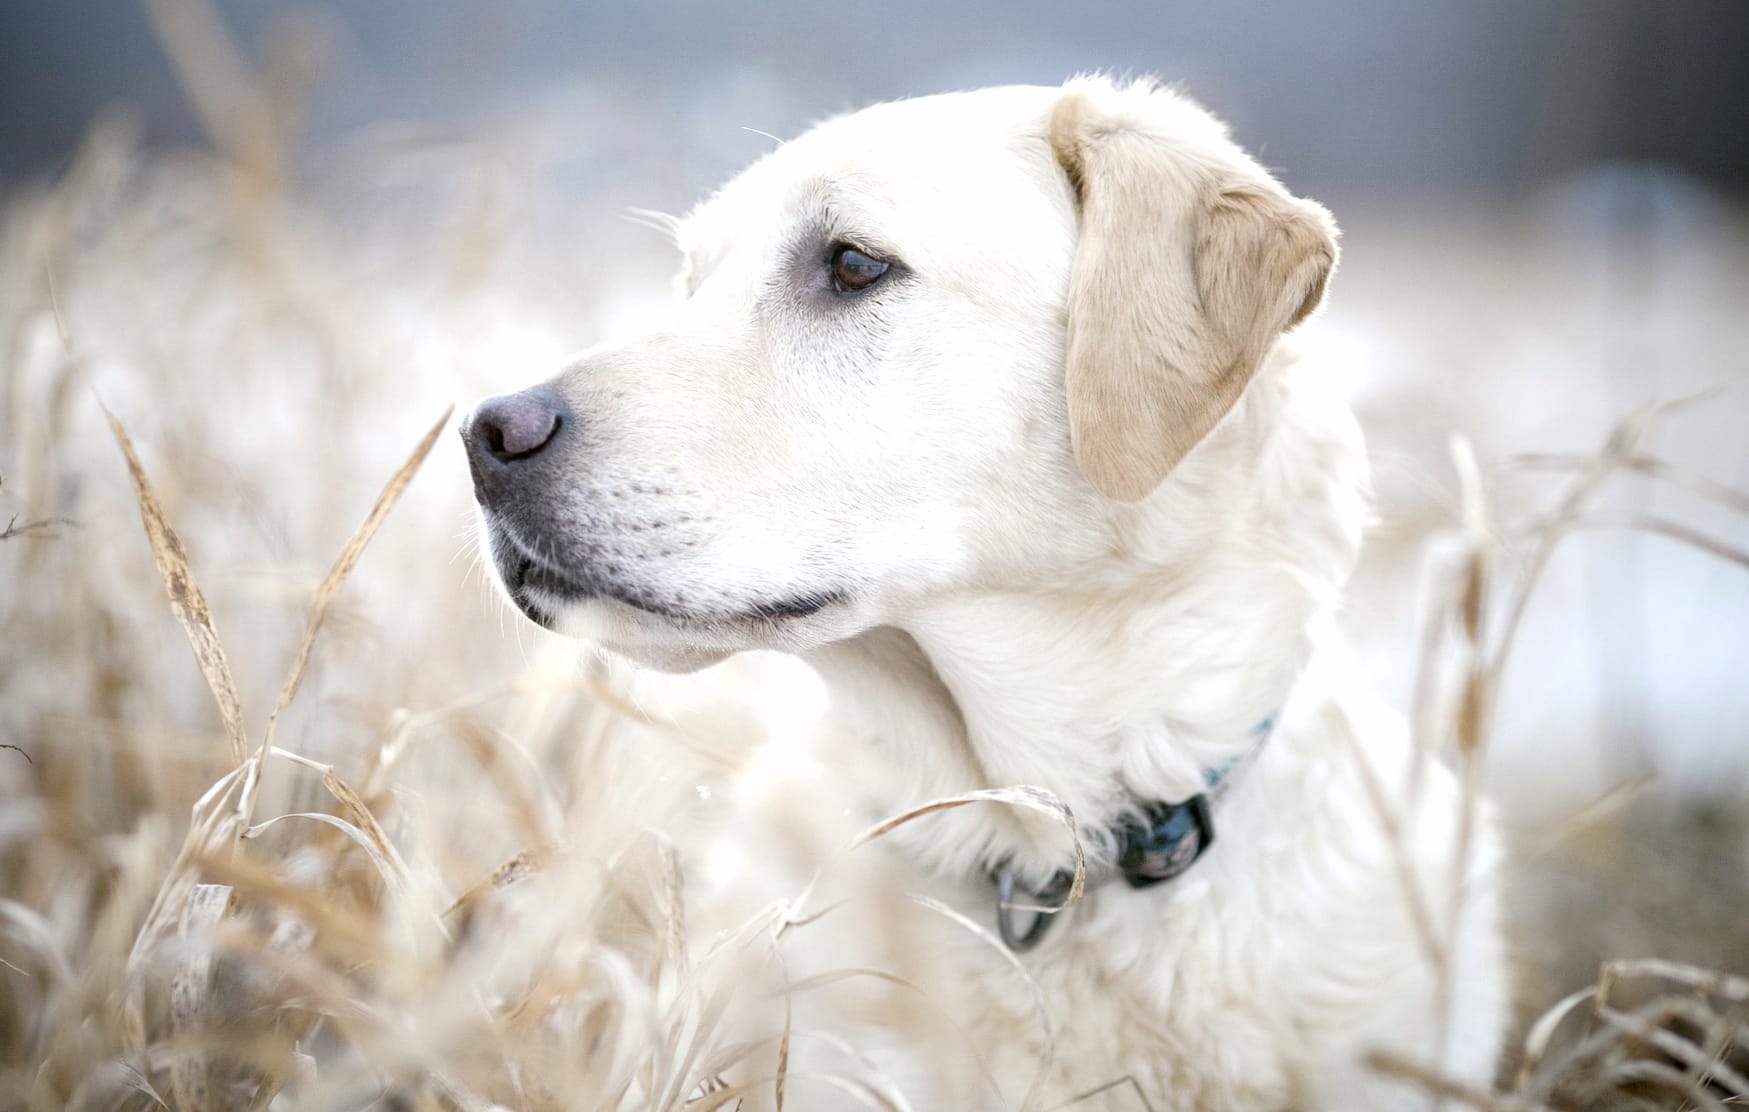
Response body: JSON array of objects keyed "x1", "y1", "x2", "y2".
[{"x1": 831, "y1": 245, "x2": 890, "y2": 293}]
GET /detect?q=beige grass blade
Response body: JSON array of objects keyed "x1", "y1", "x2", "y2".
[
  {"x1": 243, "y1": 405, "x2": 452, "y2": 820},
  {"x1": 1363, "y1": 1050, "x2": 1519, "y2": 1111},
  {"x1": 853, "y1": 786, "x2": 1086, "y2": 910},
  {"x1": 244, "y1": 812, "x2": 409, "y2": 902},
  {"x1": 689, "y1": 1071, "x2": 903, "y2": 1112},
  {"x1": 123, "y1": 764, "x2": 251, "y2": 1050},
  {"x1": 272, "y1": 405, "x2": 454, "y2": 713},
  {"x1": 102, "y1": 403, "x2": 249, "y2": 764},
  {"x1": 775, "y1": 954, "x2": 792, "y2": 1112},
  {"x1": 0, "y1": 898, "x2": 75, "y2": 985},
  {"x1": 1594, "y1": 1003, "x2": 1749, "y2": 1098},
  {"x1": 186, "y1": 847, "x2": 381, "y2": 962},
  {"x1": 1512, "y1": 451, "x2": 1749, "y2": 519},
  {"x1": 319, "y1": 767, "x2": 417, "y2": 899},
  {"x1": 911, "y1": 894, "x2": 1053, "y2": 1112},
  {"x1": 1600, "y1": 957, "x2": 1749, "y2": 1001},
  {"x1": 275, "y1": 405, "x2": 453, "y2": 716},
  {"x1": 242, "y1": 751, "x2": 437, "y2": 937},
  {"x1": 443, "y1": 848, "x2": 541, "y2": 926},
  {"x1": 169, "y1": 883, "x2": 233, "y2": 1112},
  {"x1": 780, "y1": 967, "x2": 1001, "y2": 1099},
  {"x1": 1518, "y1": 984, "x2": 1598, "y2": 1086},
  {"x1": 1567, "y1": 513, "x2": 1749, "y2": 571}
]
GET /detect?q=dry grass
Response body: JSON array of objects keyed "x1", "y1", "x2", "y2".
[
  {"x1": 1370, "y1": 407, "x2": 1749, "y2": 1110},
  {"x1": 2, "y1": 7, "x2": 1746, "y2": 1109},
  {"x1": 0, "y1": 131, "x2": 1053, "y2": 1102}
]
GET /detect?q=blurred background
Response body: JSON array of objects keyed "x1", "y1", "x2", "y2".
[
  {"x1": 1, "y1": 2, "x2": 1747, "y2": 1103},
  {"x1": 9, "y1": 0, "x2": 1743, "y2": 807},
  {"x1": 7, "y1": 1, "x2": 1749, "y2": 201}
]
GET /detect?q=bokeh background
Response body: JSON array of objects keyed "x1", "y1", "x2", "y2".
[
  {"x1": 11, "y1": 0, "x2": 1743, "y2": 811},
  {"x1": 2, "y1": 2, "x2": 1747, "y2": 1105}
]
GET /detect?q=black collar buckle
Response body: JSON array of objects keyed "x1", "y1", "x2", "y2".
[
  {"x1": 1117, "y1": 792, "x2": 1215, "y2": 889},
  {"x1": 988, "y1": 709, "x2": 1278, "y2": 953},
  {"x1": 992, "y1": 792, "x2": 1217, "y2": 952}
]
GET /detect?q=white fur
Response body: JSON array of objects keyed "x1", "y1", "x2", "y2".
[{"x1": 474, "y1": 77, "x2": 1508, "y2": 1109}]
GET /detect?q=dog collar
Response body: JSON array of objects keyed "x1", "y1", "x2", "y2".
[{"x1": 993, "y1": 716, "x2": 1276, "y2": 952}]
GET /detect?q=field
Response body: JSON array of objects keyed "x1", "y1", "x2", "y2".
[{"x1": 2, "y1": 52, "x2": 1747, "y2": 1112}]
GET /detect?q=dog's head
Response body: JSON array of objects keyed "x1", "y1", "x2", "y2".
[{"x1": 462, "y1": 77, "x2": 1336, "y2": 669}]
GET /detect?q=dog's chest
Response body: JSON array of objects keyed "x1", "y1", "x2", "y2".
[{"x1": 933, "y1": 882, "x2": 1307, "y2": 1110}]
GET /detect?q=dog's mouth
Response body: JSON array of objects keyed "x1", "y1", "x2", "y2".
[{"x1": 494, "y1": 530, "x2": 845, "y2": 633}]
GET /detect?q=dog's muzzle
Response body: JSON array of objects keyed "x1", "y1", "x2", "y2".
[{"x1": 460, "y1": 385, "x2": 585, "y2": 623}]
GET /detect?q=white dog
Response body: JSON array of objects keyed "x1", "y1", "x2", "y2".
[{"x1": 462, "y1": 76, "x2": 1508, "y2": 1110}]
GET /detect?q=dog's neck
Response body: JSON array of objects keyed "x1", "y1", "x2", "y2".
[{"x1": 803, "y1": 353, "x2": 1369, "y2": 885}]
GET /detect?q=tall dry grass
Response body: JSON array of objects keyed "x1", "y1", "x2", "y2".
[
  {"x1": 0, "y1": 105, "x2": 1058, "y2": 1108},
  {"x1": 2, "y1": 6, "x2": 1747, "y2": 1109}
]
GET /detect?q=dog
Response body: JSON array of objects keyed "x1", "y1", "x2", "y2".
[{"x1": 461, "y1": 75, "x2": 1509, "y2": 1110}]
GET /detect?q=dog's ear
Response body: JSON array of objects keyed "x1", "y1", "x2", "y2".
[{"x1": 1050, "y1": 83, "x2": 1338, "y2": 501}]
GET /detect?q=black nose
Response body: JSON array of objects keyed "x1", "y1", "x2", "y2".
[
  {"x1": 462, "y1": 386, "x2": 571, "y2": 505},
  {"x1": 466, "y1": 386, "x2": 567, "y2": 465}
]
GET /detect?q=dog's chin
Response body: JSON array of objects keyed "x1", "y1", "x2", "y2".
[
  {"x1": 538, "y1": 590, "x2": 852, "y2": 668},
  {"x1": 493, "y1": 553, "x2": 853, "y2": 666},
  {"x1": 570, "y1": 628, "x2": 733, "y2": 675}
]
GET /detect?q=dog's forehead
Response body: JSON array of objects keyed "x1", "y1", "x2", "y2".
[
  {"x1": 679, "y1": 86, "x2": 1067, "y2": 257},
  {"x1": 791, "y1": 84, "x2": 1060, "y2": 157}
]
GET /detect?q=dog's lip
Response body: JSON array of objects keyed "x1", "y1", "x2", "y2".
[
  {"x1": 503, "y1": 554, "x2": 562, "y2": 627},
  {"x1": 496, "y1": 531, "x2": 845, "y2": 628},
  {"x1": 737, "y1": 592, "x2": 841, "y2": 621},
  {"x1": 567, "y1": 577, "x2": 846, "y2": 627}
]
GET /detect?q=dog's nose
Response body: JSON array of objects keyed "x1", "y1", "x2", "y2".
[
  {"x1": 462, "y1": 386, "x2": 570, "y2": 505},
  {"x1": 466, "y1": 387, "x2": 567, "y2": 465}
]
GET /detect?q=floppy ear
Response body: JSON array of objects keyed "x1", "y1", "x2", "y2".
[{"x1": 1051, "y1": 86, "x2": 1338, "y2": 501}]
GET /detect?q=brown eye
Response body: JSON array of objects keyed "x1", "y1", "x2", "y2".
[{"x1": 831, "y1": 245, "x2": 890, "y2": 293}]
